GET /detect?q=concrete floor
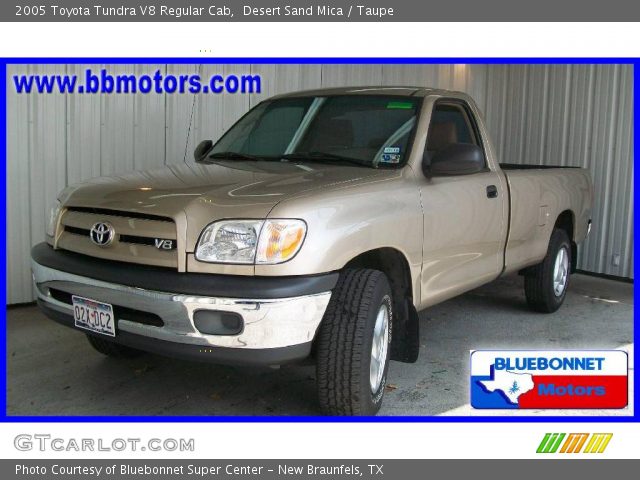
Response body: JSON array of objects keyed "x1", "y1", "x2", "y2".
[{"x1": 6, "y1": 273, "x2": 633, "y2": 417}]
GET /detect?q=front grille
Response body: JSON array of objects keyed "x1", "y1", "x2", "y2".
[
  {"x1": 66, "y1": 206, "x2": 173, "y2": 222},
  {"x1": 57, "y1": 207, "x2": 179, "y2": 268},
  {"x1": 119, "y1": 234, "x2": 155, "y2": 246},
  {"x1": 64, "y1": 226, "x2": 175, "y2": 250},
  {"x1": 119, "y1": 234, "x2": 176, "y2": 249},
  {"x1": 65, "y1": 225, "x2": 90, "y2": 236},
  {"x1": 49, "y1": 288, "x2": 164, "y2": 327}
]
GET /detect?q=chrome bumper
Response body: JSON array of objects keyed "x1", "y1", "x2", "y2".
[{"x1": 32, "y1": 260, "x2": 332, "y2": 350}]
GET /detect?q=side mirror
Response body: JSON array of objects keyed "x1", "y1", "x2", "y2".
[
  {"x1": 194, "y1": 140, "x2": 213, "y2": 162},
  {"x1": 424, "y1": 143, "x2": 485, "y2": 177}
]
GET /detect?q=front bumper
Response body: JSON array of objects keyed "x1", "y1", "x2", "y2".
[{"x1": 31, "y1": 244, "x2": 336, "y2": 366}]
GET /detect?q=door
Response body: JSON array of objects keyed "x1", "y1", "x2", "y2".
[{"x1": 419, "y1": 100, "x2": 508, "y2": 308}]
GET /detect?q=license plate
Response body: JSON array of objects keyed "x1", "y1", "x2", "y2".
[{"x1": 72, "y1": 295, "x2": 116, "y2": 337}]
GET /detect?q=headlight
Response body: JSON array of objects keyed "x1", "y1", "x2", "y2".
[
  {"x1": 46, "y1": 200, "x2": 62, "y2": 238},
  {"x1": 195, "y1": 220, "x2": 262, "y2": 264},
  {"x1": 195, "y1": 219, "x2": 306, "y2": 265}
]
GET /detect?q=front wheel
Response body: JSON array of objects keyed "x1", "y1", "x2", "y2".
[
  {"x1": 315, "y1": 269, "x2": 393, "y2": 416},
  {"x1": 524, "y1": 229, "x2": 572, "y2": 313}
]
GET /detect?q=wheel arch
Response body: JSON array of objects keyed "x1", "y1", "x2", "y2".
[
  {"x1": 554, "y1": 209, "x2": 578, "y2": 273},
  {"x1": 342, "y1": 247, "x2": 420, "y2": 363}
]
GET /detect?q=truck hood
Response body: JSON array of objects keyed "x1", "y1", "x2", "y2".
[
  {"x1": 60, "y1": 161, "x2": 395, "y2": 254},
  {"x1": 62, "y1": 161, "x2": 389, "y2": 218}
]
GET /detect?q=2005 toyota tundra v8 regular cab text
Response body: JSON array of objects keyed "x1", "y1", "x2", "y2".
[{"x1": 32, "y1": 87, "x2": 593, "y2": 415}]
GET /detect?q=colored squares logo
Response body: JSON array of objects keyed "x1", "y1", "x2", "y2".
[{"x1": 537, "y1": 433, "x2": 612, "y2": 453}]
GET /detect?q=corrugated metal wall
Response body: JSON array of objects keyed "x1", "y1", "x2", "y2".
[{"x1": 6, "y1": 64, "x2": 634, "y2": 304}]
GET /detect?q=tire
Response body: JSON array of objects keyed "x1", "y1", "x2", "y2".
[
  {"x1": 85, "y1": 334, "x2": 143, "y2": 358},
  {"x1": 316, "y1": 268, "x2": 393, "y2": 416},
  {"x1": 524, "y1": 228, "x2": 572, "y2": 313}
]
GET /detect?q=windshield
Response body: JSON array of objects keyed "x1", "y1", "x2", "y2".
[{"x1": 209, "y1": 95, "x2": 421, "y2": 167}]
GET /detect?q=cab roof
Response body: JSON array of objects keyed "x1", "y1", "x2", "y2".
[{"x1": 270, "y1": 86, "x2": 468, "y2": 99}]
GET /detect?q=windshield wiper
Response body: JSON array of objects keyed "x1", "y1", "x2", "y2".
[
  {"x1": 208, "y1": 151, "x2": 268, "y2": 161},
  {"x1": 281, "y1": 151, "x2": 374, "y2": 168}
]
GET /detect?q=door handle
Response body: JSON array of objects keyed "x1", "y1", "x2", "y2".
[{"x1": 486, "y1": 185, "x2": 498, "y2": 198}]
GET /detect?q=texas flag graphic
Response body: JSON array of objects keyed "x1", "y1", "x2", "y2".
[{"x1": 471, "y1": 350, "x2": 628, "y2": 409}]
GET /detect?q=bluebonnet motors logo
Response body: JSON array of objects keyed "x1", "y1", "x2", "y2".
[{"x1": 470, "y1": 350, "x2": 628, "y2": 409}]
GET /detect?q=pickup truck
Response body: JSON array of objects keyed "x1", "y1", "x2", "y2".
[{"x1": 32, "y1": 87, "x2": 593, "y2": 415}]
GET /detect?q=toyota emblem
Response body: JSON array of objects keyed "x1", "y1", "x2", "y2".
[{"x1": 90, "y1": 222, "x2": 115, "y2": 247}]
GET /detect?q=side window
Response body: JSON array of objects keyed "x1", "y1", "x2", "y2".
[{"x1": 424, "y1": 102, "x2": 485, "y2": 167}]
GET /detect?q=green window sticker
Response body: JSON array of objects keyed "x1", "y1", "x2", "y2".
[{"x1": 386, "y1": 101, "x2": 414, "y2": 109}]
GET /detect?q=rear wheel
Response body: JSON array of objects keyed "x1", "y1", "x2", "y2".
[
  {"x1": 86, "y1": 334, "x2": 143, "y2": 358},
  {"x1": 524, "y1": 229, "x2": 571, "y2": 313},
  {"x1": 315, "y1": 268, "x2": 392, "y2": 416}
]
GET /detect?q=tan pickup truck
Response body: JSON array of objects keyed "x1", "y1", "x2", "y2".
[{"x1": 32, "y1": 87, "x2": 593, "y2": 415}]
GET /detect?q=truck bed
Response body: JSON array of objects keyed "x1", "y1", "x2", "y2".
[{"x1": 500, "y1": 165, "x2": 592, "y2": 275}]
